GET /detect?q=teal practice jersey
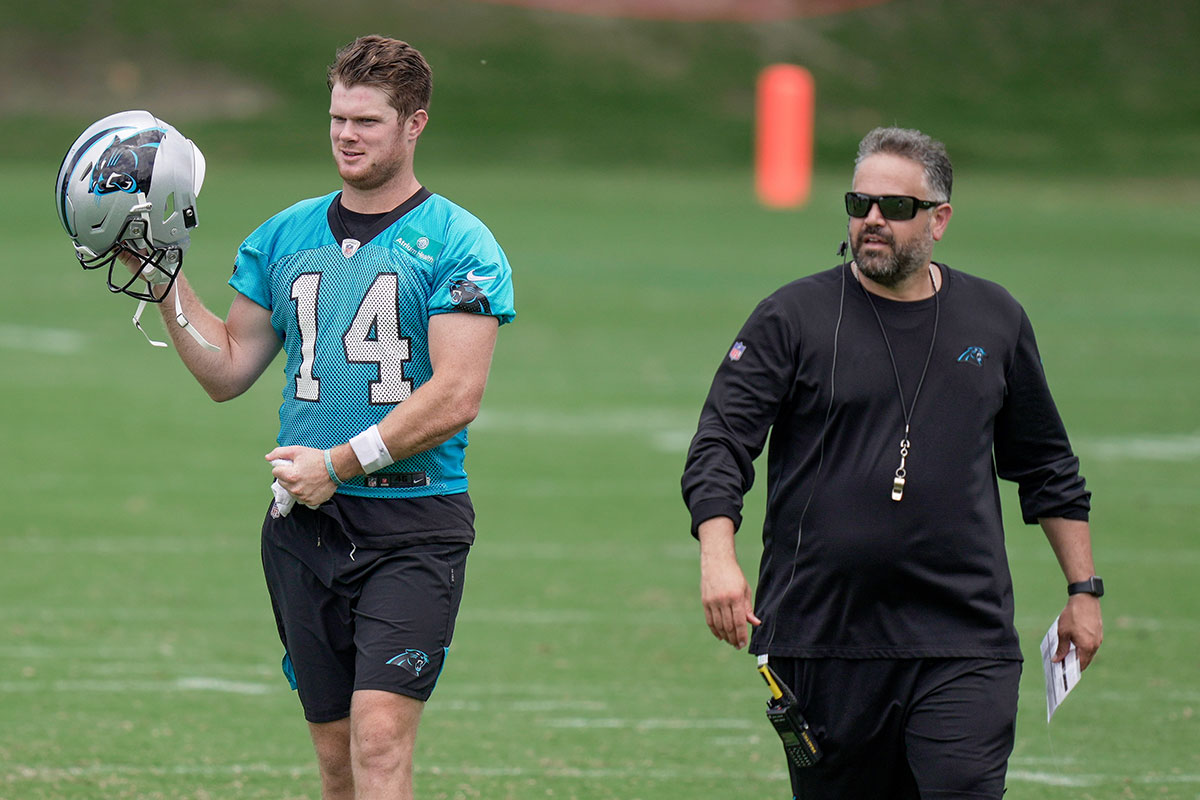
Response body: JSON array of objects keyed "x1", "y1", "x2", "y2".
[{"x1": 231, "y1": 188, "x2": 515, "y2": 498}]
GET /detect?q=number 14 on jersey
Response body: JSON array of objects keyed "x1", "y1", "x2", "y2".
[{"x1": 290, "y1": 272, "x2": 414, "y2": 405}]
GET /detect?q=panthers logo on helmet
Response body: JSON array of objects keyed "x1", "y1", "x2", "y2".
[
  {"x1": 386, "y1": 649, "x2": 430, "y2": 676},
  {"x1": 89, "y1": 128, "x2": 166, "y2": 196},
  {"x1": 448, "y1": 278, "x2": 492, "y2": 314}
]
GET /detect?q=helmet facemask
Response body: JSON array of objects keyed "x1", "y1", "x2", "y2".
[{"x1": 76, "y1": 213, "x2": 187, "y2": 302}]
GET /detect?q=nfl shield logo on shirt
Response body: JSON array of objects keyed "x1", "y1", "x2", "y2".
[
  {"x1": 729, "y1": 341, "x2": 747, "y2": 361},
  {"x1": 341, "y1": 238, "x2": 361, "y2": 259}
]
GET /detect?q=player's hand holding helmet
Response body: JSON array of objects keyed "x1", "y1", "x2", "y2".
[
  {"x1": 55, "y1": 110, "x2": 205, "y2": 301},
  {"x1": 56, "y1": 110, "x2": 217, "y2": 350}
]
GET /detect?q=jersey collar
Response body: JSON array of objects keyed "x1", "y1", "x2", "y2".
[{"x1": 327, "y1": 186, "x2": 432, "y2": 248}]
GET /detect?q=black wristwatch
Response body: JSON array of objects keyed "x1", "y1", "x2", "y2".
[{"x1": 1067, "y1": 576, "x2": 1104, "y2": 598}]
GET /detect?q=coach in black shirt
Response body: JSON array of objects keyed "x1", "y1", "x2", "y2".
[{"x1": 681, "y1": 127, "x2": 1102, "y2": 799}]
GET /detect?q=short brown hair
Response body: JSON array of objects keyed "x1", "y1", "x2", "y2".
[{"x1": 327, "y1": 35, "x2": 432, "y2": 119}]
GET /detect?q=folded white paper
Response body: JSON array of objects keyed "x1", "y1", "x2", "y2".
[{"x1": 1040, "y1": 615, "x2": 1082, "y2": 721}]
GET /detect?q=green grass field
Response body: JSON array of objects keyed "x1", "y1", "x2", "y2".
[{"x1": 2, "y1": 157, "x2": 1197, "y2": 799}]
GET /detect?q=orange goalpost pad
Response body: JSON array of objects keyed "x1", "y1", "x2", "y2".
[{"x1": 756, "y1": 64, "x2": 815, "y2": 209}]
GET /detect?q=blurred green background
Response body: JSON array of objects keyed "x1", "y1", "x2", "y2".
[
  {"x1": 3, "y1": 1, "x2": 1198, "y2": 798},
  {"x1": 5, "y1": 0, "x2": 1198, "y2": 175}
]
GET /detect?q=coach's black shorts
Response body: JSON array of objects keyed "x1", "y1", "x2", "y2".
[
  {"x1": 261, "y1": 495, "x2": 472, "y2": 723},
  {"x1": 768, "y1": 657, "x2": 1022, "y2": 800}
]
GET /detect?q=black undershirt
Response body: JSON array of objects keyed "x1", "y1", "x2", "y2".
[
  {"x1": 328, "y1": 187, "x2": 432, "y2": 245},
  {"x1": 335, "y1": 203, "x2": 389, "y2": 243}
]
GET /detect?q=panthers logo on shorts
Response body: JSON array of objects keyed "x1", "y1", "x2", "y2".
[{"x1": 386, "y1": 648, "x2": 430, "y2": 676}]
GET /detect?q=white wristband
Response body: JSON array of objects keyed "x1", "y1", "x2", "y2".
[{"x1": 349, "y1": 425, "x2": 394, "y2": 474}]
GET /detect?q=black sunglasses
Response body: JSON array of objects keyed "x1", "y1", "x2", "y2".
[{"x1": 845, "y1": 192, "x2": 941, "y2": 221}]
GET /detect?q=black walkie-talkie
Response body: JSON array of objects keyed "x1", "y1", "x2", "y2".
[{"x1": 758, "y1": 657, "x2": 822, "y2": 768}]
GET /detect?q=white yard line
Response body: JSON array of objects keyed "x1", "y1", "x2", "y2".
[
  {"x1": 545, "y1": 717, "x2": 756, "y2": 730},
  {"x1": 0, "y1": 537, "x2": 242, "y2": 554},
  {"x1": 1005, "y1": 770, "x2": 1098, "y2": 787},
  {"x1": 3, "y1": 762, "x2": 314, "y2": 781},
  {"x1": 0, "y1": 324, "x2": 86, "y2": 355},
  {"x1": 0, "y1": 677, "x2": 272, "y2": 695},
  {"x1": 459, "y1": 608, "x2": 598, "y2": 623},
  {"x1": 1077, "y1": 432, "x2": 1200, "y2": 462},
  {"x1": 2, "y1": 761, "x2": 786, "y2": 783},
  {"x1": 5, "y1": 760, "x2": 1196, "y2": 787},
  {"x1": 477, "y1": 408, "x2": 1200, "y2": 461},
  {"x1": 472, "y1": 408, "x2": 693, "y2": 435}
]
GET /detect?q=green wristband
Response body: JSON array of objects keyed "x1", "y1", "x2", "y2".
[{"x1": 324, "y1": 449, "x2": 343, "y2": 486}]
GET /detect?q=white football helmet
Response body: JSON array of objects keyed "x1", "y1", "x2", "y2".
[{"x1": 55, "y1": 110, "x2": 206, "y2": 302}]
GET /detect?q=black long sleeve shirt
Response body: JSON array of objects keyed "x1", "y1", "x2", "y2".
[{"x1": 682, "y1": 263, "x2": 1089, "y2": 660}]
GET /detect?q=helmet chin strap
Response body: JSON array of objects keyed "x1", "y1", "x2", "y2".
[
  {"x1": 130, "y1": 258, "x2": 220, "y2": 351},
  {"x1": 132, "y1": 290, "x2": 220, "y2": 351},
  {"x1": 132, "y1": 300, "x2": 169, "y2": 348}
]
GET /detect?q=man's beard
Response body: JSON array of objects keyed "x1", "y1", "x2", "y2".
[
  {"x1": 341, "y1": 160, "x2": 402, "y2": 192},
  {"x1": 337, "y1": 150, "x2": 408, "y2": 192},
  {"x1": 851, "y1": 225, "x2": 933, "y2": 289}
]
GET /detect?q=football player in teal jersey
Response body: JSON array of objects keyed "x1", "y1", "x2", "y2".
[{"x1": 121, "y1": 35, "x2": 514, "y2": 800}]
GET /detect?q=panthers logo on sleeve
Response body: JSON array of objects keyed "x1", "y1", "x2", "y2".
[{"x1": 448, "y1": 278, "x2": 492, "y2": 314}]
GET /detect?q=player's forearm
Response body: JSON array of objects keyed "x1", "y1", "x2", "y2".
[
  {"x1": 153, "y1": 277, "x2": 274, "y2": 402},
  {"x1": 380, "y1": 374, "x2": 483, "y2": 460},
  {"x1": 151, "y1": 279, "x2": 238, "y2": 400},
  {"x1": 327, "y1": 372, "x2": 485, "y2": 480}
]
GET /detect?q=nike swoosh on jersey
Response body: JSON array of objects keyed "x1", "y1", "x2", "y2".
[{"x1": 465, "y1": 268, "x2": 495, "y2": 282}]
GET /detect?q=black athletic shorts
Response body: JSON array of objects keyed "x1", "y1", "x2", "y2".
[
  {"x1": 768, "y1": 657, "x2": 1022, "y2": 800},
  {"x1": 260, "y1": 495, "x2": 472, "y2": 723}
]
